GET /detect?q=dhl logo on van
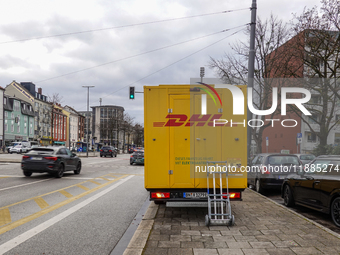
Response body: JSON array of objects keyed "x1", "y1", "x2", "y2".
[{"x1": 153, "y1": 114, "x2": 238, "y2": 127}]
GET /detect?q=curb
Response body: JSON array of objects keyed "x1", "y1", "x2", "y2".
[
  {"x1": 123, "y1": 202, "x2": 159, "y2": 255},
  {"x1": 247, "y1": 188, "x2": 340, "y2": 239}
]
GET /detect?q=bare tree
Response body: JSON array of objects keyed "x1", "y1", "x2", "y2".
[
  {"x1": 285, "y1": 0, "x2": 340, "y2": 153},
  {"x1": 133, "y1": 124, "x2": 144, "y2": 147},
  {"x1": 48, "y1": 93, "x2": 63, "y2": 104},
  {"x1": 209, "y1": 15, "x2": 291, "y2": 154}
]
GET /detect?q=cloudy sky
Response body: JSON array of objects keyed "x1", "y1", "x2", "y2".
[{"x1": 0, "y1": 0, "x2": 321, "y2": 124}]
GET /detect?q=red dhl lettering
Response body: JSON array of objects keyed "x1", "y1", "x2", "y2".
[{"x1": 153, "y1": 114, "x2": 236, "y2": 127}]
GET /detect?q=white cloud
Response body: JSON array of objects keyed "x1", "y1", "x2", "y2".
[{"x1": 0, "y1": 0, "x2": 323, "y2": 125}]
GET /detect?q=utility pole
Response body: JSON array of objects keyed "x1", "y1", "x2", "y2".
[
  {"x1": 247, "y1": 0, "x2": 257, "y2": 164},
  {"x1": 82, "y1": 86, "x2": 95, "y2": 157}
]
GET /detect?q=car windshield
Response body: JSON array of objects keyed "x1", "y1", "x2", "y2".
[
  {"x1": 267, "y1": 155, "x2": 300, "y2": 165},
  {"x1": 26, "y1": 148, "x2": 54, "y2": 155},
  {"x1": 300, "y1": 155, "x2": 315, "y2": 160}
]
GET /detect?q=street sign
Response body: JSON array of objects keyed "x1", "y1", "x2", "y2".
[{"x1": 297, "y1": 133, "x2": 302, "y2": 144}]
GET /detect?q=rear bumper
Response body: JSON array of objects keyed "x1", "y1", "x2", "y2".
[
  {"x1": 21, "y1": 163, "x2": 58, "y2": 173},
  {"x1": 147, "y1": 188, "x2": 244, "y2": 202}
]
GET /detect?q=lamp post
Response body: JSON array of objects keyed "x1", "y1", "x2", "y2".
[{"x1": 82, "y1": 86, "x2": 95, "y2": 157}]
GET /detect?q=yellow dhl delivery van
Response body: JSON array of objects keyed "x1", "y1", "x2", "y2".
[{"x1": 144, "y1": 84, "x2": 247, "y2": 203}]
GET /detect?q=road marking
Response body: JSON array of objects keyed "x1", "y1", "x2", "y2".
[
  {"x1": 0, "y1": 178, "x2": 52, "y2": 192},
  {"x1": 0, "y1": 175, "x2": 133, "y2": 254},
  {"x1": 89, "y1": 180, "x2": 101, "y2": 185},
  {"x1": 77, "y1": 184, "x2": 90, "y2": 191},
  {"x1": 0, "y1": 177, "x2": 9, "y2": 179},
  {"x1": 0, "y1": 209, "x2": 11, "y2": 227},
  {"x1": 0, "y1": 173, "x2": 123, "y2": 211},
  {"x1": 59, "y1": 190, "x2": 73, "y2": 198},
  {"x1": 34, "y1": 198, "x2": 49, "y2": 209}
]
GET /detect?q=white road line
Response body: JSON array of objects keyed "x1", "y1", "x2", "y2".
[
  {"x1": 0, "y1": 175, "x2": 134, "y2": 255},
  {"x1": 0, "y1": 178, "x2": 52, "y2": 191}
]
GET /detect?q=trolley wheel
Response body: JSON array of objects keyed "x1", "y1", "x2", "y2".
[
  {"x1": 205, "y1": 215, "x2": 210, "y2": 227},
  {"x1": 229, "y1": 215, "x2": 235, "y2": 226}
]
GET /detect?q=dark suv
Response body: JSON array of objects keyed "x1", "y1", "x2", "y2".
[
  {"x1": 248, "y1": 153, "x2": 302, "y2": 193},
  {"x1": 130, "y1": 148, "x2": 144, "y2": 165},
  {"x1": 100, "y1": 146, "x2": 117, "y2": 157}
]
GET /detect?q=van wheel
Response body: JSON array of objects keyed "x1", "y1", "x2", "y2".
[
  {"x1": 331, "y1": 197, "x2": 340, "y2": 227},
  {"x1": 283, "y1": 185, "x2": 295, "y2": 207}
]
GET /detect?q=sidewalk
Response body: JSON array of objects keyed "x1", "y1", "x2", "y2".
[{"x1": 125, "y1": 189, "x2": 340, "y2": 255}]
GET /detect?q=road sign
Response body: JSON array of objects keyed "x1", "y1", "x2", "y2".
[{"x1": 297, "y1": 133, "x2": 302, "y2": 144}]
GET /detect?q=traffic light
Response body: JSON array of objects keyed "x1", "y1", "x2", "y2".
[{"x1": 129, "y1": 86, "x2": 135, "y2": 99}]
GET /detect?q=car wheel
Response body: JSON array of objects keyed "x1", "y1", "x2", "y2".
[
  {"x1": 255, "y1": 179, "x2": 264, "y2": 194},
  {"x1": 100, "y1": 155, "x2": 102, "y2": 157},
  {"x1": 283, "y1": 185, "x2": 295, "y2": 207},
  {"x1": 55, "y1": 164, "x2": 64, "y2": 178},
  {"x1": 74, "y1": 161, "x2": 81, "y2": 175},
  {"x1": 10, "y1": 152, "x2": 12, "y2": 154},
  {"x1": 130, "y1": 161, "x2": 133, "y2": 165},
  {"x1": 115, "y1": 153, "x2": 117, "y2": 157},
  {"x1": 105, "y1": 155, "x2": 106, "y2": 157},
  {"x1": 111, "y1": 153, "x2": 113, "y2": 158},
  {"x1": 331, "y1": 197, "x2": 340, "y2": 227},
  {"x1": 23, "y1": 171, "x2": 32, "y2": 177}
]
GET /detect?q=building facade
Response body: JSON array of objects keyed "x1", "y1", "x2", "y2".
[
  {"x1": 91, "y1": 105, "x2": 125, "y2": 149},
  {"x1": 4, "y1": 95, "x2": 35, "y2": 145}
]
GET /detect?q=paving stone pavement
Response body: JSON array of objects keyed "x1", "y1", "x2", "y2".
[{"x1": 126, "y1": 189, "x2": 340, "y2": 255}]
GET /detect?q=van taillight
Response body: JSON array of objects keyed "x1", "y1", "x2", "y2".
[
  {"x1": 223, "y1": 192, "x2": 241, "y2": 199},
  {"x1": 151, "y1": 192, "x2": 170, "y2": 199}
]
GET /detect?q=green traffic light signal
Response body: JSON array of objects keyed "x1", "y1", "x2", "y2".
[{"x1": 129, "y1": 86, "x2": 135, "y2": 99}]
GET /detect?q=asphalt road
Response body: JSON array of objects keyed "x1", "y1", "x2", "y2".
[{"x1": 0, "y1": 153, "x2": 148, "y2": 255}]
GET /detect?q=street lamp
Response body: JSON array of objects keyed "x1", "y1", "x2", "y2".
[{"x1": 82, "y1": 86, "x2": 95, "y2": 157}]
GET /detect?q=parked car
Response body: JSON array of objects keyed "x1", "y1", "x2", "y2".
[
  {"x1": 295, "y1": 154, "x2": 316, "y2": 164},
  {"x1": 248, "y1": 153, "x2": 302, "y2": 194},
  {"x1": 282, "y1": 155, "x2": 340, "y2": 227},
  {"x1": 10, "y1": 145, "x2": 29, "y2": 154},
  {"x1": 128, "y1": 147, "x2": 134, "y2": 154},
  {"x1": 130, "y1": 148, "x2": 144, "y2": 165},
  {"x1": 21, "y1": 146, "x2": 81, "y2": 178},
  {"x1": 100, "y1": 146, "x2": 117, "y2": 157}
]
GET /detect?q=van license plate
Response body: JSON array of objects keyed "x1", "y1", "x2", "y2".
[{"x1": 185, "y1": 192, "x2": 207, "y2": 198}]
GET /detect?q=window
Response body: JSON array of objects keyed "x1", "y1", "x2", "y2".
[
  {"x1": 310, "y1": 95, "x2": 321, "y2": 104},
  {"x1": 4, "y1": 98, "x2": 7, "y2": 105},
  {"x1": 308, "y1": 114, "x2": 318, "y2": 124},
  {"x1": 307, "y1": 132, "x2": 317, "y2": 142},
  {"x1": 5, "y1": 112, "x2": 8, "y2": 119},
  {"x1": 5, "y1": 120, "x2": 7, "y2": 131},
  {"x1": 335, "y1": 133, "x2": 340, "y2": 144}
]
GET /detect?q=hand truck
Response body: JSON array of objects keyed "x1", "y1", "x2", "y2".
[{"x1": 205, "y1": 161, "x2": 235, "y2": 227}]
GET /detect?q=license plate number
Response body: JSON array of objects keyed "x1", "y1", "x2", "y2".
[
  {"x1": 31, "y1": 157, "x2": 42, "y2": 160},
  {"x1": 185, "y1": 192, "x2": 207, "y2": 198}
]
